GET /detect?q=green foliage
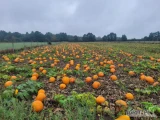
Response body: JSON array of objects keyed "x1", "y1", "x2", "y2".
[
  {"x1": 135, "y1": 86, "x2": 160, "y2": 95},
  {"x1": 54, "y1": 92, "x2": 96, "y2": 108},
  {"x1": 47, "y1": 67, "x2": 60, "y2": 77},
  {"x1": 75, "y1": 78, "x2": 85, "y2": 87},
  {"x1": 2, "y1": 86, "x2": 14, "y2": 99},
  {"x1": 115, "y1": 81, "x2": 127, "y2": 91},
  {"x1": 16, "y1": 80, "x2": 43, "y2": 100},
  {"x1": 64, "y1": 56, "x2": 74, "y2": 62},
  {"x1": 15, "y1": 66, "x2": 31, "y2": 73},
  {"x1": 132, "y1": 60, "x2": 156, "y2": 74},
  {"x1": 0, "y1": 97, "x2": 48, "y2": 120},
  {"x1": 54, "y1": 92, "x2": 96, "y2": 120},
  {"x1": 0, "y1": 73, "x2": 10, "y2": 80},
  {"x1": 0, "y1": 65, "x2": 16, "y2": 73},
  {"x1": 142, "y1": 102, "x2": 160, "y2": 113}
]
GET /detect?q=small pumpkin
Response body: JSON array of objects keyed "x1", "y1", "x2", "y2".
[
  {"x1": 96, "y1": 95, "x2": 105, "y2": 104},
  {"x1": 145, "y1": 76, "x2": 154, "y2": 84},
  {"x1": 85, "y1": 77, "x2": 92, "y2": 83},
  {"x1": 92, "y1": 81, "x2": 101, "y2": 89},
  {"x1": 35, "y1": 93, "x2": 46, "y2": 101},
  {"x1": 110, "y1": 75, "x2": 117, "y2": 81},
  {"x1": 38, "y1": 89, "x2": 45, "y2": 94},
  {"x1": 60, "y1": 83, "x2": 66, "y2": 89},
  {"x1": 31, "y1": 76, "x2": 37, "y2": 81},
  {"x1": 49, "y1": 77, "x2": 56, "y2": 83},
  {"x1": 128, "y1": 71, "x2": 135, "y2": 76},
  {"x1": 98, "y1": 72, "x2": 104, "y2": 77},
  {"x1": 110, "y1": 68, "x2": 115, "y2": 73},
  {"x1": 69, "y1": 77, "x2": 75, "y2": 83},
  {"x1": 125, "y1": 93, "x2": 134, "y2": 100},
  {"x1": 93, "y1": 75, "x2": 98, "y2": 80}
]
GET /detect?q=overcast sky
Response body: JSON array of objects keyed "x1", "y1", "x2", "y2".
[{"x1": 0, "y1": 0, "x2": 160, "y2": 38}]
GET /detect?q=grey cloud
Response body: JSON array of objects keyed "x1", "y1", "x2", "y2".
[{"x1": 0, "y1": 0, "x2": 160, "y2": 38}]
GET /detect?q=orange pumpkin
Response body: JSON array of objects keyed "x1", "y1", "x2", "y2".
[
  {"x1": 93, "y1": 75, "x2": 98, "y2": 80},
  {"x1": 10, "y1": 76, "x2": 17, "y2": 80},
  {"x1": 69, "y1": 77, "x2": 76, "y2": 83},
  {"x1": 4, "y1": 81, "x2": 13, "y2": 87},
  {"x1": 32, "y1": 100, "x2": 44, "y2": 112},
  {"x1": 35, "y1": 93, "x2": 46, "y2": 101},
  {"x1": 62, "y1": 77, "x2": 70, "y2": 85},
  {"x1": 31, "y1": 76, "x2": 37, "y2": 81},
  {"x1": 110, "y1": 65, "x2": 115, "y2": 69},
  {"x1": 39, "y1": 67, "x2": 44, "y2": 71},
  {"x1": 110, "y1": 68, "x2": 115, "y2": 73},
  {"x1": 38, "y1": 89, "x2": 45, "y2": 94},
  {"x1": 92, "y1": 81, "x2": 101, "y2": 89},
  {"x1": 128, "y1": 71, "x2": 135, "y2": 76},
  {"x1": 49, "y1": 77, "x2": 56, "y2": 83},
  {"x1": 98, "y1": 72, "x2": 104, "y2": 77},
  {"x1": 153, "y1": 82, "x2": 159, "y2": 87},
  {"x1": 110, "y1": 75, "x2": 117, "y2": 81},
  {"x1": 32, "y1": 72, "x2": 39, "y2": 78},
  {"x1": 115, "y1": 115, "x2": 130, "y2": 120},
  {"x1": 115, "y1": 100, "x2": 127, "y2": 107},
  {"x1": 42, "y1": 70, "x2": 47, "y2": 74},
  {"x1": 145, "y1": 76, "x2": 154, "y2": 84},
  {"x1": 60, "y1": 83, "x2": 66, "y2": 89},
  {"x1": 32, "y1": 69, "x2": 36, "y2": 72},
  {"x1": 96, "y1": 95, "x2": 105, "y2": 104},
  {"x1": 125, "y1": 93, "x2": 134, "y2": 100},
  {"x1": 85, "y1": 77, "x2": 92, "y2": 83},
  {"x1": 140, "y1": 74, "x2": 146, "y2": 80}
]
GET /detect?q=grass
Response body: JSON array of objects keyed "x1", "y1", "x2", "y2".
[
  {"x1": 90, "y1": 42, "x2": 160, "y2": 58},
  {"x1": 0, "y1": 42, "x2": 48, "y2": 50}
]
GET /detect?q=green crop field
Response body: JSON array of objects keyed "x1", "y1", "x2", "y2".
[
  {"x1": 92, "y1": 42, "x2": 160, "y2": 58},
  {"x1": 0, "y1": 42, "x2": 48, "y2": 50}
]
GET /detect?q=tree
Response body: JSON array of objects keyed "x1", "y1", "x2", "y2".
[
  {"x1": 74, "y1": 35, "x2": 78, "y2": 42},
  {"x1": 143, "y1": 36, "x2": 148, "y2": 41},
  {"x1": 56, "y1": 33, "x2": 68, "y2": 42},
  {"x1": 34, "y1": 31, "x2": 45, "y2": 42},
  {"x1": 45, "y1": 32, "x2": 53, "y2": 42},
  {"x1": 105, "y1": 33, "x2": 117, "y2": 41},
  {"x1": 102, "y1": 35, "x2": 108, "y2": 41},
  {"x1": 0, "y1": 30, "x2": 7, "y2": 42},
  {"x1": 121, "y1": 35, "x2": 127, "y2": 41},
  {"x1": 149, "y1": 33, "x2": 153, "y2": 41},
  {"x1": 82, "y1": 33, "x2": 96, "y2": 42}
]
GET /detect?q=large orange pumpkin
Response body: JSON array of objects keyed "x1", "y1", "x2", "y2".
[
  {"x1": 145, "y1": 76, "x2": 154, "y2": 84},
  {"x1": 62, "y1": 77, "x2": 70, "y2": 85},
  {"x1": 35, "y1": 93, "x2": 46, "y2": 101},
  {"x1": 4, "y1": 81, "x2": 13, "y2": 87},
  {"x1": 32, "y1": 100, "x2": 44, "y2": 112}
]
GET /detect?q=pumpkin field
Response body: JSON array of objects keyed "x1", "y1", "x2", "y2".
[{"x1": 0, "y1": 42, "x2": 160, "y2": 120}]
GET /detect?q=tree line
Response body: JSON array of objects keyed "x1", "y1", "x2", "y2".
[{"x1": 0, "y1": 30, "x2": 160, "y2": 42}]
